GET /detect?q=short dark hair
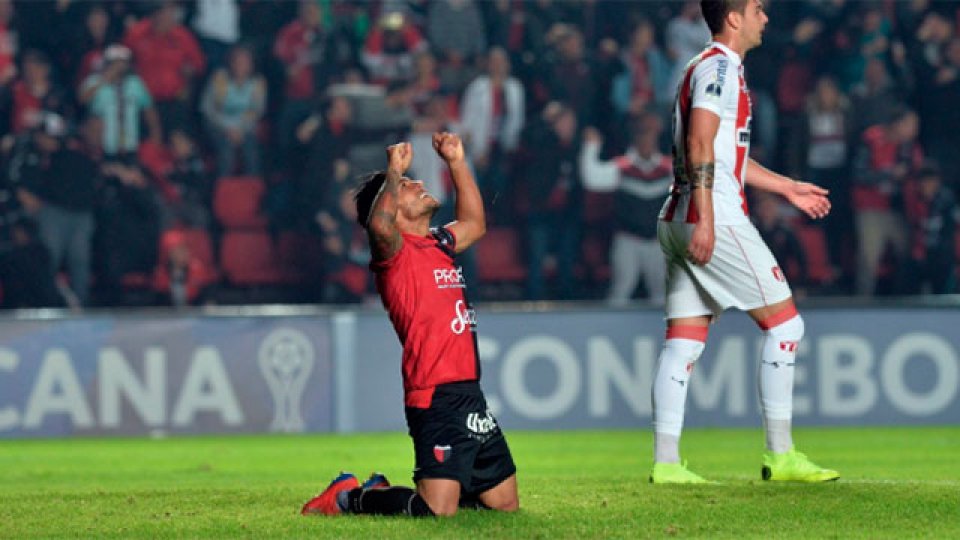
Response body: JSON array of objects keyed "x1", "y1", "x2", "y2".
[
  {"x1": 354, "y1": 171, "x2": 387, "y2": 227},
  {"x1": 700, "y1": 0, "x2": 749, "y2": 35}
]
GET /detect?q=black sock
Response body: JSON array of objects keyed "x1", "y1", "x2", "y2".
[{"x1": 346, "y1": 487, "x2": 435, "y2": 517}]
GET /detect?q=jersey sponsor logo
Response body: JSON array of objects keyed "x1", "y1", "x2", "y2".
[
  {"x1": 434, "y1": 266, "x2": 465, "y2": 289},
  {"x1": 705, "y1": 82, "x2": 722, "y2": 97},
  {"x1": 772, "y1": 266, "x2": 785, "y2": 282},
  {"x1": 466, "y1": 410, "x2": 498, "y2": 435},
  {"x1": 450, "y1": 300, "x2": 477, "y2": 335},
  {"x1": 433, "y1": 444, "x2": 452, "y2": 463}
]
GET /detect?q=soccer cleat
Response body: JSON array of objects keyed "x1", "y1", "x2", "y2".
[
  {"x1": 761, "y1": 448, "x2": 839, "y2": 482},
  {"x1": 361, "y1": 472, "x2": 391, "y2": 490},
  {"x1": 300, "y1": 472, "x2": 359, "y2": 515},
  {"x1": 649, "y1": 461, "x2": 712, "y2": 484}
]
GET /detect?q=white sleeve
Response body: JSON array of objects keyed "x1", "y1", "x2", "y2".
[
  {"x1": 689, "y1": 55, "x2": 733, "y2": 117},
  {"x1": 579, "y1": 141, "x2": 620, "y2": 192}
]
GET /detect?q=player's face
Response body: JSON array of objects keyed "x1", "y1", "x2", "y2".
[
  {"x1": 741, "y1": 0, "x2": 769, "y2": 50},
  {"x1": 398, "y1": 177, "x2": 440, "y2": 219}
]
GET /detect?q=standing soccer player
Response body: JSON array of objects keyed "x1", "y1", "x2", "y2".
[
  {"x1": 651, "y1": 0, "x2": 838, "y2": 483},
  {"x1": 301, "y1": 133, "x2": 519, "y2": 516}
]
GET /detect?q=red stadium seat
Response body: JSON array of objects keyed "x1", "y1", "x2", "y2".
[
  {"x1": 220, "y1": 231, "x2": 287, "y2": 286},
  {"x1": 213, "y1": 176, "x2": 268, "y2": 229},
  {"x1": 795, "y1": 226, "x2": 833, "y2": 284},
  {"x1": 475, "y1": 227, "x2": 527, "y2": 283}
]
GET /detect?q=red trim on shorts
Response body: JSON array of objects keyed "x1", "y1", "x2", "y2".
[
  {"x1": 666, "y1": 325, "x2": 709, "y2": 342},
  {"x1": 726, "y1": 225, "x2": 767, "y2": 305},
  {"x1": 757, "y1": 304, "x2": 799, "y2": 331}
]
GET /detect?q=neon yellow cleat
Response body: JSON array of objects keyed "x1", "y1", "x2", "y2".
[
  {"x1": 762, "y1": 448, "x2": 840, "y2": 482},
  {"x1": 649, "y1": 461, "x2": 712, "y2": 484}
]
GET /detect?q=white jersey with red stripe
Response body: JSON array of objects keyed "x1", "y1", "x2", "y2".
[{"x1": 660, "y1": 42, "x2": 752, "y2": 225}]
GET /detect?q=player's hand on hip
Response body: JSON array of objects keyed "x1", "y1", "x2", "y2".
[
  {"x1": 687, "y1": 222, "x2": 715, "y2": 265},
  {"x1": 786, "y1": 181, "x2": 831, "y2": 220},
  {"x1": 386, "y1": 142, "x2": 413, "y2": 173},
  {"x1": 433, "y1": 132, "x2": 465, "y2": 164}
]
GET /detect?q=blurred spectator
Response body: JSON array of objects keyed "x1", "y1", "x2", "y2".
[
  {"x1": 404, "y1": 51, "x2": 442, "y2": 115},
  {"x1": 80, "y1": 44, "x2": 162, "y2": 160},
  {"x1": 10, "y1": 50, "x2": 66, "y2": 135},
  {"x1": 10, "y1": 113, "x2": 97, "y2": 305},
  {"x1": 460, "y1": 47, "x2": 524, "y2": 223},
  {"x1": 851, "y1": 108, "x2": 924, "y2": 296},
  {"x1": 295, "y1": 95, "x2": 355, "y2": 233},
  {"x1": 361, "y1": 8, "x2": 428, "y2": 85},
  {"x1": 428, "y1": 0, "x2": 486, "y2": 62},
  {"x1": 915, "y1": 36, "x2": 960, "y2": 189},
  {"x1": 850, "y1": 57, "x2": 906, "y2": 136},
  {"x1": 65, "y1": 4, "x2": 117, "y2": 91},
  {"x1": 140, "y1": 128, "x2": 211, "y2": 229},
  {"x1": 903, "y1": 161, "x2": 958, "y2": 294},
  {"x1": 428, "y1": 0, "x2": 486, "y2": 94},
  {"x1": 800, "y1": 76, "x2": 855, "y2": 289},
  {"x1": 93, "y1": 160, "x2": 160, "y2": 306},
  {"x1": 579, "y1": 112, "x2": 671, "y2": 306},
  {"x1": 154, "y1": 230, "x2": 215, "y2": 307},
  {"x1": 0, "y1": 219, "x2": 63, "y2": 309},
  {"x1": 123, "y1": 0, "x2": 206, "y2": 135},
  {"x1": 611, "y1": 19, "x2": 672, "y2": 121},
  {"x1": 200, "y1": 44, "x2": 266, "y2": 177},
  {"x1": 274, "y1": 0, "x2": 351, "y2": 174},
  {"x1": 665, "y1": 0, "x2": 710, "y2": 94},
  {"x1": 753, "y1": 193, "x2": 808, "y2": 294},
  {"x1": 518, "y1": 103, "x2": 582, "y2": 300},
  {"x1": 191, "y1": 0, "x2": 239, "y2": 70},
  {"x1": 540, "y1": 25, "x2": 598, "y2": 126},
  {"x1": 0, "y1": 0, "x2": 19, "y2": 133}
]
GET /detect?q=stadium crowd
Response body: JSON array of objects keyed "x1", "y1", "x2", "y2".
[{"x1": 0, "y1": 0, "x2": 956, "y2": 309}]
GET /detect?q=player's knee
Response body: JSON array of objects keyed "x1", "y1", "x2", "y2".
[
  {"x1": 420, "y1": 495, "x2": 457, "y2": 517},
  {"x1": 491, "y1": 495, "x2": 519, "y2": 512},
  {"x1": 766, "y1": 313, "x2": 804, "y2": 341},
  {"x1": 663, "y1": 333, "x2": 707, "y2": 365}
]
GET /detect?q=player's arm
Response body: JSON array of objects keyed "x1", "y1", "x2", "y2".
[
  {"x1": 434, "y1": 132, "x2": 486, "y2": 253},
  {"x1": 685, "y1": 107, "x2": 721, "y2": 265},
  {"x1": 367, "y1": 142, "x2": 413, "y2": 262},
  {"x1": 746, "y1": 159, "x2": 831, "y2": 219}
]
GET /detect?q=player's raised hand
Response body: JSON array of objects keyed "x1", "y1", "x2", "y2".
[
  {"x1": 433, "y1": 132, "x2": 465, "y2": 164},
  {"x1": 785, "y1": 180, "x2": 831, "y2": 220},
  {"x1": 386, "y1": 142, "x2": 412, "y2": 173}
]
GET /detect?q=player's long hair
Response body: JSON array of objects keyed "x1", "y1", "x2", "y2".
[{"x1": 354, "y1": 171, "x2": 387, "y2": 227}]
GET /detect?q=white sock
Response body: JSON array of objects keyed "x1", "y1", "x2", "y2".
[
  {"x1": 758, "y1": 314, "x2": 804, "y2": 453},
  {"x1": 653, "y1": 333, "x2": 705, "y2": 463}
]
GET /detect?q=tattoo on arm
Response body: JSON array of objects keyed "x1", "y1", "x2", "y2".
[{"x1": 689, "y1": 162, "x2": 715, "y2": 189}]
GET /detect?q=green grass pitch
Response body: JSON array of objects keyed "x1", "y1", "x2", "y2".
[{"x1": 1, "y1": 427, "x2": 958, "y2": 539}]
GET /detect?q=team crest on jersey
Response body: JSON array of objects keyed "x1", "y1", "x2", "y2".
[
  {"x1": 772, "y1": 266, "x2": 785, "y2": 282},
  {"x1": 433, "y1": 445, "x2": 452, "y2": 463}
]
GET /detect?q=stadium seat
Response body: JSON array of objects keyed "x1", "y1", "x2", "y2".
[
  {"x1": 220, "y1": 231, "x2": 287, "y2": 286},
  {"x1": 795, "y1": 226, "x2": 833, "y2": 284},
  {"x1": 213, "y1": 176, "x2": 269, "y2": 229},
  {"x1": 475, "y1": 227, "x2": 527, "y2": 283}
]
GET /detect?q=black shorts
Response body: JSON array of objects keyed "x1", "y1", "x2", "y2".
[{"x1": 405, "y1": 381, "x2": 516, "y2": 496}]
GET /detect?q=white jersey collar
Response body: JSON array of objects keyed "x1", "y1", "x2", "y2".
[{"x1": 709, "y1": 41, "x2": 742, "y2": 66}]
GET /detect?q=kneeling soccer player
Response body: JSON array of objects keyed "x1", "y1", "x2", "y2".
[{"x1": 301, "y1": 134, "x2": 518, "y2": 517}]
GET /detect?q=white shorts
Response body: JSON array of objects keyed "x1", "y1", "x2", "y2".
[{"x1": 658, "y1": 220, "x2": 792, "y2": 320}]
